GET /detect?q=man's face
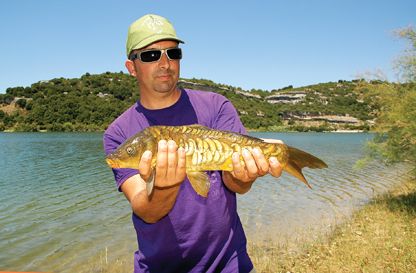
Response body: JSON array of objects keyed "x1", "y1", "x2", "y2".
[{"x1": 128, "y1": 40, "x2": 181, "y2": 94}]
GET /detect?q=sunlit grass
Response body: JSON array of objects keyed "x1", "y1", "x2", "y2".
[{"x1": 248, "y1": 178, "x2": 416, "y2": 272}]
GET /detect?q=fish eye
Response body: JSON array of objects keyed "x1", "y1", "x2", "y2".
[{"x1": 126, "y1": 146, "x2": 135, "y2": 155}]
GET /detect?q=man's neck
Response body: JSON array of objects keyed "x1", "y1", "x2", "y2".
[{"x1": 139, "y1": 87, "x2": 181, "y2": 109}]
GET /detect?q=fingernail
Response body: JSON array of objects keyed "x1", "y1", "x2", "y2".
[
  {"x1": 143, "y1": 150, "x2": 152, "y2": 160},
  {"x1": 242, "y1": 149, "x2": 250, "y2": 157},
  {"x1": 253, "y1": 148, "x2": 261, "y2": 155},
  {"x1": 270, "y1": 157, "x2": 278, "y2": 164},
  {"x1": 168, "y1": 141, "x2": 176, "y2": 150},
  {"x1": 168, "y1": 139, "x2": 176, "y2": 146},
  {"x1": 159, "y1": 139, "x2": 167, "y2": 146}
]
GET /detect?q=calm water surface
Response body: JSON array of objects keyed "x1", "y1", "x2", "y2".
[{"x1": 0, "y1": 132, "x2": 409, "y2": 272}]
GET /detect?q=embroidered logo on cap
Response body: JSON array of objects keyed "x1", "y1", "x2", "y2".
[{"x1": 143, "y1": 16, "x2": 164, "y2": 34}]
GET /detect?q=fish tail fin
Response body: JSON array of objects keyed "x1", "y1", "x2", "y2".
[
  {"x1": 284, "y1": 146, "x2": 328, "y2": 188},
  {"x1": 187, "y1": 171, "x2": 211, "y2": 197}
]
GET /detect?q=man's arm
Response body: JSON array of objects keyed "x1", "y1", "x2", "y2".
[
  {"x1": 120, "y1": 175, "x2": 181, "y2": 223},
  {"x1": 120, "y1": 140, "x2": 186, "y2": 223}
]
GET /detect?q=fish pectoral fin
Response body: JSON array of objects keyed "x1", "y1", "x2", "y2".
[
  {"x1": 187, "y1": 171, "x2": 210, "y2": 197},
  {"x1": 145, "y1": 169, "x2": 155, "y2": 196}
]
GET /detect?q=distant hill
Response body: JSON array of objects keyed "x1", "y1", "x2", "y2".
[{"x1": 0, "y1": 72, "x2": 383, "y2": 132}]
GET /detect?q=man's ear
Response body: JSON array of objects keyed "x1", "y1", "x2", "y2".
[{"x1": 125, "y1": 60, "x2": 137, "y2": 76}]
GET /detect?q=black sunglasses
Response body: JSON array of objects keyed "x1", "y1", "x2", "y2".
[{"x1": 130, "y1": 47, "x2": 182, "y2": 63}]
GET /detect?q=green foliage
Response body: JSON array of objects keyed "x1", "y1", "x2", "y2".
[
  {"x1": 0, "y1": 93, "x2": 14, "y2": 104},
  {"x1": 394, "y1": 27, "x2": 416, "y2": 83},
  {"x1": 371, "y1": 84, "x2": 416, "y2": 167},
  {"x1": 279, "y1": 85, "x2": 293, "y2": 91},
  {"x1": 266, "y1": 81, "x2": 375, "y2": 121},
  {"x1": 0, "y1": 72, "x2": 137, "y2": 132},
  {"x1": 362, "y1": 27, "x2": 416, "y2": 175},
  {"x1": 15, "y1": 98, "x2": 27, "y2": 108},
  {"x1": 0, "y1": 71, "x2": 384, "y2": 132}
]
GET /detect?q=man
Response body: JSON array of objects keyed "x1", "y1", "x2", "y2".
[{"x1": 103, "y1": 14, "x2": 283, "y2": 273}]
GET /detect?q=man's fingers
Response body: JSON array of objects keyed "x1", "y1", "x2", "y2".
[
  {"x1": 156, "y1": 140, "x2": 168, "y2": 178},
  {"x1": 252, "y1": 148, "x2": 269, "y2": 176},
  {"x1": 241, "y1": 149, "x2": 258, "y2": 179},
  {"x1": 177, "y1": 147, "x2": 186, "y2": 178},
  {"x1": 166, "y1": 140, "x2": 178, "y2": 176},
  {"x1": 231, "y1": 148, "x2": 283, "y2": 183},
  {"x1": 231, "y1": 152, "x2": 245, "y2": 179},
  {"x1": 138, "y1": 150, "x2": 153, "y2": 180},
  {"x1": 154, "y1": 140, "x2": 186, "y2": 187},
  {"x1": 269, "y1": 157, "x2": 283, "y2": 177}
]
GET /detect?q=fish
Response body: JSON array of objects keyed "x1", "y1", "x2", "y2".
[{"x1": 106, "y1": 124, "x2": 328, "y2": 197}]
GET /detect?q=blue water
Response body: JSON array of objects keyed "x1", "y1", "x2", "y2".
[{"x1": 0, "y1": 132, "x2": 409, "y2": 272}]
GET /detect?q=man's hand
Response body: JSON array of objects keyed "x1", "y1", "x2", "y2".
[
  {"x1": 138, "y1": 140, "x2": 187, "y2": 189},
  {"x1": 120, "y1": 139, "x2": 186, "y2": 223},
  {"x1": 222, "y1": 138, "x2": 284, "y2": 194}
]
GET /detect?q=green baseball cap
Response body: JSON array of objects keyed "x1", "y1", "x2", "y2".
[{"x1": 126, "y1": 14, "x2": 184, "y2": 58}]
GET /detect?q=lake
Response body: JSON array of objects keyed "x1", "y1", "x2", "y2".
[{"x1": 0, "y1": 132, "x2": 410, "y2": 272}]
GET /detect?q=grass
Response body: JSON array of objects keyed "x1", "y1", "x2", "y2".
[{"x1": 248, "y1": 177, "x2": 416, "y2": 273}]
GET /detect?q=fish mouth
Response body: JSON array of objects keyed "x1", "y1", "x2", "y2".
[{"x1": 106, "y1": 157, "x2": 120, "y2": 169}]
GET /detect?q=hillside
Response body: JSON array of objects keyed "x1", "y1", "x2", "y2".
[{"x1": 0, "y1": 72, "x2": 382, "y2": 132}]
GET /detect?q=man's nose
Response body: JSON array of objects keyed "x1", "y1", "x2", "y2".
[{"x1": 158, "y1": 51, "x2": 170, "y2": 68}]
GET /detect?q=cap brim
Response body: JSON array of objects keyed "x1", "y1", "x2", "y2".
[{"x1": 128, "y1": 34, "x2": 184, "y2": 57}]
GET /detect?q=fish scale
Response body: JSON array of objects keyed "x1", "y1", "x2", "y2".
[
  {"x1": 106, "y1": 124, "x2": 328, "y2": 197},
  {"x1": 186, "y1": 138, "x2": 232, "y2": 170},
  {"x1": 181, "y1": 133, "x2": 252, "y2": 171}
]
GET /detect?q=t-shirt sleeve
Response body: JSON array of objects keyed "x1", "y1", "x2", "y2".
[
  {"x1": 103, "y1": 124, "x2": 139, "y2": 191},
  {"x1": 212, "y1": 95, "x2": 247, "y2": 134}
]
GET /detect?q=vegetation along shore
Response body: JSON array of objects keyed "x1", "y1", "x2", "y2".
[{"x1": 0, "y1": 73, "x2": 379, "y2": 133}]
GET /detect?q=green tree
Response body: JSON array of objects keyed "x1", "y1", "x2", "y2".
[
  {"x1": 15, "y1": 98, "x2": 27, "y2": 108},
  {"x1": 361, "y1": 27, "x2": 416, "y2": 175},
  {"x1": 394, "y1": 27, "x2": 416, "y2": 83}
]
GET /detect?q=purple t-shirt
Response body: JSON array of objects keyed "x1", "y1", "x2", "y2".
[{"x1": 103, "y1": 89, "x2": 253, "y2": 273}]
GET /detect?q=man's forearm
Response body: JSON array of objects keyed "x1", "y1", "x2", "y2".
[{"x1": 131, "y1": 185, "x2": 181, "y2": 223}]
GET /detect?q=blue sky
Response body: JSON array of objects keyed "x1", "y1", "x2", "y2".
[{"x1": 1, "y1": 0, "x2": 415, "y2": 93}]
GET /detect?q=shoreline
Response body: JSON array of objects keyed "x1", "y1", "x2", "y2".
[
  {"x1": 248, "y1": 177, "x2": 416, "y2": 272},
  {"x1": 332, "y1": 129, "x2": 364, "y2": 133}
]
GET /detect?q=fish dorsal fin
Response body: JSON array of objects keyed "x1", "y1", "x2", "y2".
[
  {"x1": 187, "y1": 124, "x2": 209, "y2": 130},
  {"x1": 187, "y1": 171, "x2": 210, "y2": 197}
]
